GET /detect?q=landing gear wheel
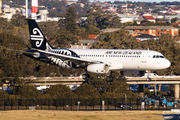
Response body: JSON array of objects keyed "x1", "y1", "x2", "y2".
[
  {"x1": 82, "y1": 74, "x2": 90, "y2": 80},
  {"x1": 146, "y1": 77, "x2": 151, "y2": 81}
]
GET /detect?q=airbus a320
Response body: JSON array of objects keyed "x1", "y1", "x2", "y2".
[{"x1": 23, "y1": 19, "x2": 171, "y2": 80}]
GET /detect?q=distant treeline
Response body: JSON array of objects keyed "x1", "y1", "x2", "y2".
[{"x1": 0, "y1": 74, "x2": 170, "y2": 99}]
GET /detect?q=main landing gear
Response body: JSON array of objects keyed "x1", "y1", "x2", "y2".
[
  {"x1": 146, "y1": 70, "x2": 151, "y2": 81},
  {"x1": 82, "y1": 73, "x2": 90, "y2": 80},
  {"x1": 146, "y1": 77, "x2": 151, "y2": 81}
]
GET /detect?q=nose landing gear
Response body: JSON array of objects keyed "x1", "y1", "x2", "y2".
[
  {"x1": 146, "y1": 77, "x2": 151, "y2": 81},
  {"x1": 146, "y1": 70, "x2": 151, "y2": 81}
]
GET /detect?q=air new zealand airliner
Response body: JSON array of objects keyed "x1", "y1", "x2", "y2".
[{"x1": 23, "y1": 19, "x2": 171, "y2": 80}]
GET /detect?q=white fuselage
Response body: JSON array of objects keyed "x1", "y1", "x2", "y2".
[
  {"x1": 68, "y1": 49, "x2": 171, "y2": 71},
  {"x1": 27, "y1": 19, "x2": 171, "y2": 73}
]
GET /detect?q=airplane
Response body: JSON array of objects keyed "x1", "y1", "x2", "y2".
[{"x1": 23, "y1": 19, "x2": 171, "y2": 81}]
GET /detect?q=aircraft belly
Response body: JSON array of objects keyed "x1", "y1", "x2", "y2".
[
  {"x1": 120, "y1": 59, "x2": 149, "y2": 70},
  {"x1": 123, "y1": 60, "x2": 140, "y2": 70}
]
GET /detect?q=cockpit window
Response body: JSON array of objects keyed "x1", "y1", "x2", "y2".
[
  {"x1": 160, "y1": 56, "x2": 164, "y2": 58},
  {"x1": 153, "y1": 55, "x2": 165, "y2": 58}
]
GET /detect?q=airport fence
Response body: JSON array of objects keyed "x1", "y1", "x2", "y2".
[{"x1": 0, "y1": 98, "x2": 179, "y2": 111}]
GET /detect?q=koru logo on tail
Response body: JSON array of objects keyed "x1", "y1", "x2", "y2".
[{"x1": 30, "y1": 28, "x2": 44, "y2": 47}]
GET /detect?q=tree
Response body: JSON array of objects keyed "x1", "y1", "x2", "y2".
[
  {"x1": 171, "y1": 17, "x2": 178, "y2": 23},
  {"x1": 38, "y1": 21, "x2": 60, "y2": 38},
  {"x1": 83, "y1": 6, "x2": 104, "y2": 28},
  {"x1": 11, "y1": 14, "x2": 27, "y2": 27},
  {"x1": 101, "y1": 78, "x2": 140, "y2": 98},
  {"x1": 87, "y1": 74, "x2": 109, "y2": 94},
  {"x1": 65, "y1": 6, "x2": 77, "y2": 35},
  {"x1": 0, "y1": 32, "x2": 26, "y2": 48},
  {"x1": 76, "y1": 28, "x2": 87, "y2": 38},
  {"x1": 96, "y1": 15, "x2": 122, "y2": 29},
  {"x1": 78, "y1": 0, "x2": 89, "y2": 4},
  {"x1": 75, "y1": 83, "x2": 100, "y2": 98},
  {"x1": 0, "y1": 18, "x2": 14, "y2": 33},
  {"x1": 168, "y1": 85, "x2": 175, "y2": 96},
  {"x1": 46, "y1": 84, "x2": 77, "y2": 98},
  {"x1": 85, "y1": 25, "x2": 100, "y2": 34},
  {"x1": 50, "y1": 31, "x2": 78, "y2": 48},
  {"x1": 16, "y1": 85, "x2": 41, "y2": 98},
  {"x1": 107, "y1": 80, "x2": 129, "y2": 93},
  {"x1": 0, "y1": 91, "x2": 9, "y2": 99}
]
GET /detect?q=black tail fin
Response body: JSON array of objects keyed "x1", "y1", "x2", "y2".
[{"x1": 28, "y1": 19, "x2": 53, "y2": 50}]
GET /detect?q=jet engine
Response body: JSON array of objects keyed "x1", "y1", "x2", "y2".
[{"x1": 87, "y1": 64, "x2": 109, "y2": 73}]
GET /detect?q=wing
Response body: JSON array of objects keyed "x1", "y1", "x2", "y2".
[
  {"x1": 8, "y1": 49, "x2": 38, "y2": 56},
  {"x1": 31, "y1": 48, "x2": 102, "y2": 65}
]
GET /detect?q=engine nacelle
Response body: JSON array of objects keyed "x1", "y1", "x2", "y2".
[
  {"x1": 87, "y1": 64, "x2": 109, "y2": 73},
  {"x1": 123, "y1": 70, "x2": 145, "y2": 77}
]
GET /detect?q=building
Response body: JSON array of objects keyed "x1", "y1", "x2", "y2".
[
  {"x1": 142, "y1": 13, "x2": 156, "y2": 23},
  {"x1": 0, "y1": 8, "x2": 16, "y2": 20},
  {"x1": 155, "y1": 18, "x2": 170, "y2": 23},
  {"x1": 70, "y1": 40, "x2": 97, "y2": 49},
  {"x1": 117, "y1": 14, "x2": 140, "y2": 24},
  {"x1": 100, "y1": 28, "x2": 121, "y2": 33},
  {"x1": 125, "y1": 26, "x2": 178, "y2": 37},
  {"x1": 135, "y1": 34, "x2": 159, "y2": 42},
  {"x1": 164, "y1": 14, "x2": 180, "y2": 20},
  {"x1": 126, "y1": 30, "x2": 140, "y2": 37}
]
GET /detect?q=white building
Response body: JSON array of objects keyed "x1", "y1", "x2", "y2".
[{"x1": 0, "y1": 8, "x2": 15, "y2": 21}]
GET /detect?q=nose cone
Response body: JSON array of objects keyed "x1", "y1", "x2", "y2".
[{"x1": 164, "y1": 59, "x2": 171, "y2": 69}]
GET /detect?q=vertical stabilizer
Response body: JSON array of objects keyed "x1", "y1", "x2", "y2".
[{"x1": 28, "y1": 19, "x2": 53, "y2": 50}]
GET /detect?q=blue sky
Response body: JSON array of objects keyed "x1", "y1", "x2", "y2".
[{"x1": 95, "y1": 0, "x2": 179, "y2": 3}]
